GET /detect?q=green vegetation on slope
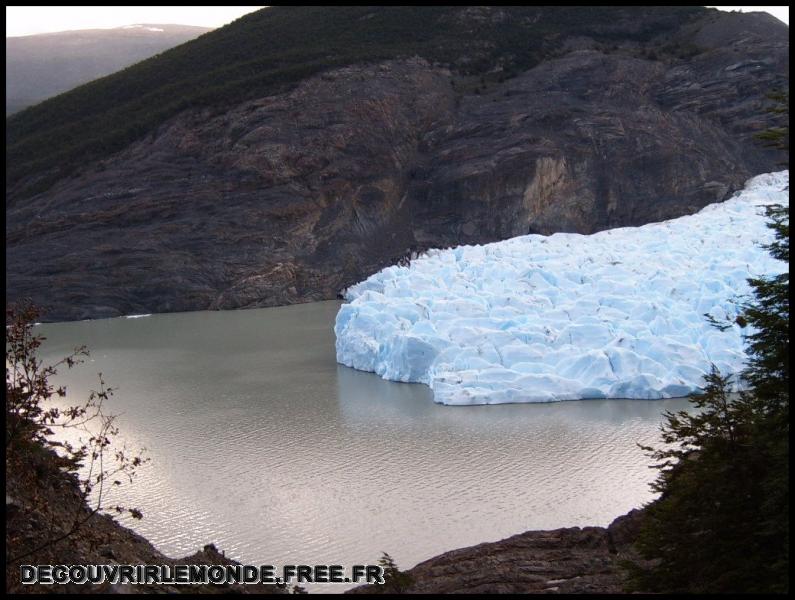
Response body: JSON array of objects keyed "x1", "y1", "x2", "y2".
[{"x1": 6, "y1": 6, "x2": 707, "y2": 199}]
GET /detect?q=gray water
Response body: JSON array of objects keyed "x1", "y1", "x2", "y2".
[{"x1": 35, "y1": 300, "x2": 689, "y2": 591}]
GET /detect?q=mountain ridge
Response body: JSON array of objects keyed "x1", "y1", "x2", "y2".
[
  {"x1": 6, "y1": 6, "x2": 711, "y2": 196},
  {"x1": 5, "y1": 6, "x2": 789, "y2": 322},
  {"x1": 5, "y1": 24, "x2": 211, "y2": 116}
]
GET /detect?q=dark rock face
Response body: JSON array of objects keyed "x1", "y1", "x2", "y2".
[
  {"x1": 6, "y1": 11, "x2": 788, "y2": 321},
  {"x1": 347, "y1": 509, "x2": 648, "y2": 594}
]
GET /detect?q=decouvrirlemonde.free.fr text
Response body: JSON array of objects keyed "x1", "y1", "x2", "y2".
[{"x1": 21, "y1": 563, "x2": 385, "y2": 585}]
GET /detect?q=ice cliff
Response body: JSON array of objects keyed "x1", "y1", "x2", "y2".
[{"x1": 335, "y1": 171, "x2": 789, "y2": 405}]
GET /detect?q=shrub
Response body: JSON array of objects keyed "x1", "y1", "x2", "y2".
[{"x1": 5, "y1": 302, "x2": 148, "y2": 566}]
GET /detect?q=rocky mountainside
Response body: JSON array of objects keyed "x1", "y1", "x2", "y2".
[
  {"x1": 348, "y1": 510, "x2": 648, "y2": 594},
  {"x1": 6, "y1": 24, "x2": 211, "y2": 115},
  {"x1": 5, "y1": 7, "x2": 788, "y2": 322}
]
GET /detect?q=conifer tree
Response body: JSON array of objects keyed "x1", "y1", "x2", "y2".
[
  {"x1": 626, "y1": 202, "x2": 789, "y2": 593},
  {"x1": 755, "y1": 90, "x2": 789, "y2": 158}
]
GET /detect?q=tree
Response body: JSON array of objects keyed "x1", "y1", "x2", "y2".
[
  {"x1": 377, "y1": 552, "x2": 414, "y2": 593},
  {"x1": 5, "y1": 302, "x2": 148, "y2": 568},
  {"x1": 626, "y1": 203, "x2": 789, "y2": 593},
  {"x1": 755, "y1": 90, "x2": 789, "y2": 162}
]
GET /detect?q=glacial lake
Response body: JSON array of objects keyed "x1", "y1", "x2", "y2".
[{"x1": 36, "y1": 300, "x2": 690, "y2": 591}]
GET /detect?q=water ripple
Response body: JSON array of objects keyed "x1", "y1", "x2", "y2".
[{"x1": 37, "y1": 301, "x2": 690, "y2": 592}]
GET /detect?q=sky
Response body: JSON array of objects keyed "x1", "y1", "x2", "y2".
[
  {"x1": 5, "y1": 5, "x2": 789, "y2": 37},
  {"x1": 709, "y1": 5, "x2": 789, "y2": 24}
]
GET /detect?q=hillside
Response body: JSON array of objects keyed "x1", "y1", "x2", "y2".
[
  {"x1": 5, "y1": 24, "x2": 211, "y2": 115},
  {"x1": 5, "y1": 6, "x2": 712, "y2": 197},
  {"x1": 5, "y1": 6, "x2": 789, "y2": 321}
]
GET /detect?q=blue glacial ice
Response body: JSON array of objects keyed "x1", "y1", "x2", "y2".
[{"x1": 335, "y1": 171, "x2": 789, "y2": 405}]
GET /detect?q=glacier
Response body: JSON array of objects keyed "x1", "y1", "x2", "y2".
[{"x1": 335, "y1": 171, "x2": 789, "y2": 405}]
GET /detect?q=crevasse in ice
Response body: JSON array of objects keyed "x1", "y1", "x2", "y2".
[{"x1": 335, "y1": 171, "x2": 789, "y2": 405}]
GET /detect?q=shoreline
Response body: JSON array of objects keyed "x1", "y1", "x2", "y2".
[{"x1": 348, "y1": 509, "x2": 647, "y2": 594}]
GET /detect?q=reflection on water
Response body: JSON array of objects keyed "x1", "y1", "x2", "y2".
[{"x1": 35, "y1": 300, "x2": 690, "y2": 592}]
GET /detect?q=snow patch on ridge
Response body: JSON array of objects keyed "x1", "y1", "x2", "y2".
[{"x1": 334, "y1": 171, "x2": 789, "y2": 405}]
